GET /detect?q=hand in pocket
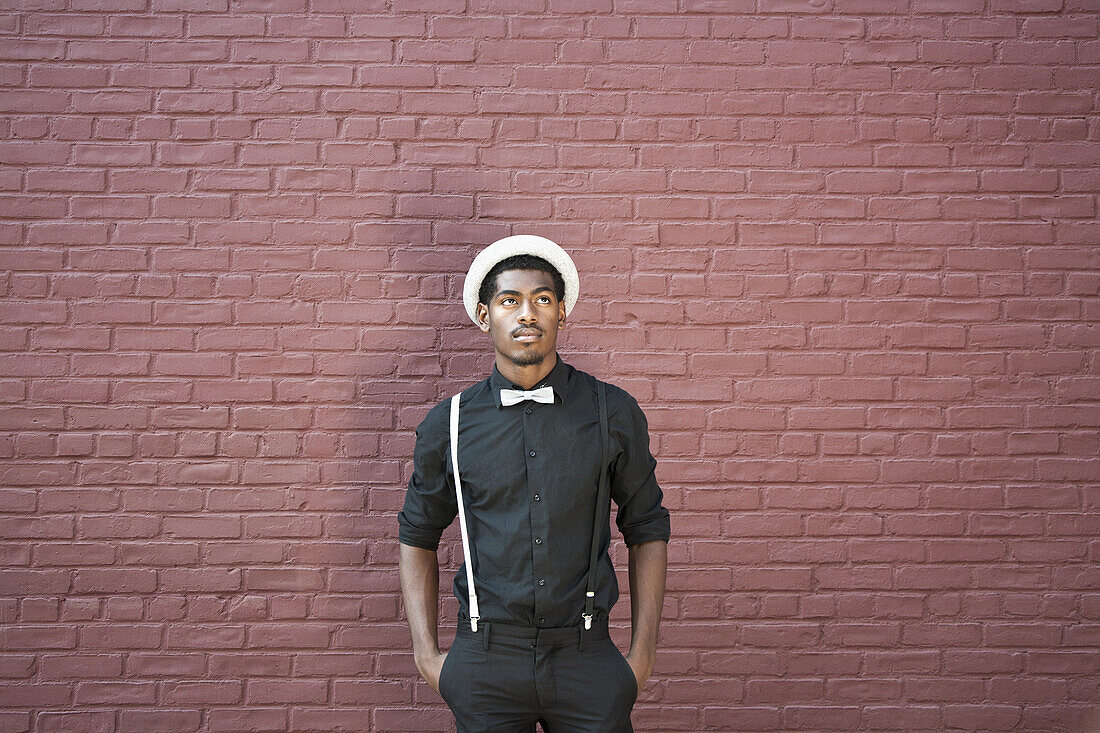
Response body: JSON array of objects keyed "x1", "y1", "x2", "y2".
[{"x1": 417, "y1": 650, "x2": 448, "y2": 696}]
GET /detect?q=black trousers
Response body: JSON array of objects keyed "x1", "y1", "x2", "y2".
[{"x1": 438, "y1": 618, "x2": 637, "y2": 733}]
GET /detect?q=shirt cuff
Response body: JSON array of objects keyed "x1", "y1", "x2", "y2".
[
  {"x1": 620, "y1": 512, "x2": 671, "y2": 547},
  {"x1": 397, "y1": 518, "x2": 444, "y2": 552}
]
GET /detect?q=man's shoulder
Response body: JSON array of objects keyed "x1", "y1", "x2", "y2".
[
  {"x1": 413, "y1": 376, "x2": 488, "y2": 433},
  {"x1": 565, "y1": 363, "x2": 637, "y2": 412}
]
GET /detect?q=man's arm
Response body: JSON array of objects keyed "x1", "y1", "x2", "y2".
[
  {"x1": 397, "y1": 403, "x2": 457, "y2": 693},
  {"x1": 624, "y1": 538, "x2": 668, "y2": 691},
  {"x1": 399, "y1": 542, "x2": 447, "y2": 693},
  {"x1": 606, "y1": 389, "x2": 671, "y2": 692}
]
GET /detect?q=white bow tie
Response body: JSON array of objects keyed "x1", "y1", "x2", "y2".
[{"x1": 500, "y1": 386, "x2": 555, "y2": 407}]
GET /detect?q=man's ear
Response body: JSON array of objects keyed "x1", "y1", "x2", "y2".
[
  {"x1": 476, "y1": 303, "x2": 491, "y2": 333},
  {"x1": 557, "y1": 300, "x2": 566, "y2": 328}
]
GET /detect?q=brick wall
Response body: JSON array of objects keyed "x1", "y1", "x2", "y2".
[{"x1": 2, "y1": 1, "x2": 1099, "y2": 731}]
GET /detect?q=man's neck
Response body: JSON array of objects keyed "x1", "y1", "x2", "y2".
[{"x1": 496, "y1": 351, "x2": 557, "y2": 391}]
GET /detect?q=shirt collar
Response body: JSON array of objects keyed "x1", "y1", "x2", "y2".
[{"x1": 489, "y1": 354, "x2": 572, "y2": 409}]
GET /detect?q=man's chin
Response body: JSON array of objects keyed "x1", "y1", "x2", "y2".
[{"x1": 506, "y1": 349, "x2": 547, "y2": 368}]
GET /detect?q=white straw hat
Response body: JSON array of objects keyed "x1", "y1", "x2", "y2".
[{"x1": 462, "y1": 235, "x2": 579, "y2": 325}]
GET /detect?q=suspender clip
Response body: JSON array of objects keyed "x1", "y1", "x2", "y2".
[
  {"x1": 470, "y1": 616, "x2": 479, "y2": 633},
  {"x1": 582, "y1": 613, "x2": 592, "y2": 630}
]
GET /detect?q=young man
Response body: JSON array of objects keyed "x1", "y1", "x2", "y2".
[{"x1": 398, "y1": 235, "x2": 671, "y2": 732}]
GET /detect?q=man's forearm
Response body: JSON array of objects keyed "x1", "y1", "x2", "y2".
[
  {"x1": 399, "y1": 542, "x2": 442, "y2": 661},
  {"x1": 626, "y1": 539, "x2": 668, "y2": 664}
]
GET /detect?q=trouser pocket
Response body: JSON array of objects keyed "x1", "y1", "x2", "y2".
[
  {"x1": 609, "y1": 638, "x2": 638, "y2": 702},
  {"x1": 439, "y1": 631, "x2": 486, "y2": 710},
  {"x1": 439, "y1": 632, "x2": 473, "y2": 704}
]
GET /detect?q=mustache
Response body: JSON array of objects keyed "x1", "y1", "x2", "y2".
[{"x1": 512, "y1": 326, "x2": 544, "y2": 336}]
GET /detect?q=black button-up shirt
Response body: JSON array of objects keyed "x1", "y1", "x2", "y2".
[{"x1": 398, "y1": 356, "x2": 671, "y2": 628}]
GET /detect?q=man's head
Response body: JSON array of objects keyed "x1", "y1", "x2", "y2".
[
  {"x1": 475, "y1": 258, "x2": 566, "y2": 368},
  {"x1": 462, "y1": 235, "x2": 580, "y2": 370}
]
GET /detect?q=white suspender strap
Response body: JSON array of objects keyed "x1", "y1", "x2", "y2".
[{"x1": 449, "y1": 393, "x2": 480, "y2": 632}]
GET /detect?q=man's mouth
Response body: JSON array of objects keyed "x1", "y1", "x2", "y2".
[{"x1": 514, "y1": 331, "x2": 541, "y2": 342}]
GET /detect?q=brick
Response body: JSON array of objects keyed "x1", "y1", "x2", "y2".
[
  {"x1": 66, "y1": 40, "x2": 146, "y2": 61},
  {"x1": 185, "y1": 66, "x2": 269, "y2": 90},
  {"x1": 110, "y1": 15, "x2": 183, "y2": 37},
  {"x1": 229, "y1": 40, "x2": 308, "y2": 63},
  {"x1": 396, "y1": 39, "x2": 473, "y2": 63}
]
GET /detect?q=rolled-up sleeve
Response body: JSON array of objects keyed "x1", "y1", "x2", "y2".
[
  {"x1": 397, "y1": 403, "x2": 456, "y2": 551},
  {"x1": 610, "y1": 390, "x2": 671, "y2": 547}
]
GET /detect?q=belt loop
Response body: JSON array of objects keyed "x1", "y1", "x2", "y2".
[
  {"x1": 482, "y1": 621, "x2": 490, "y2": 651},
  {"x1": 577, "y1": 621, "x2": 586, "y2": 652}
]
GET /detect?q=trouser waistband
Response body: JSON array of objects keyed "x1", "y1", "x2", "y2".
[{"x1": 456, "y1": 617, "x2": 610, "y2": 651}]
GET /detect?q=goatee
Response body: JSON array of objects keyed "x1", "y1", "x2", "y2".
[{"x1": 508, "y1": 350, "x2": 545, "y2": 368}]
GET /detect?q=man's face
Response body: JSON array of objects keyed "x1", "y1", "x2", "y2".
[{"x1": 476, "y1": 268, "x2": 565, "y2": 369}]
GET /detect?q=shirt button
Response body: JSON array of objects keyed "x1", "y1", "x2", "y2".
[
  {"x1": 533, "y1": 493, "x2": 540, "y2": 502},
  {"x1": 538, "y1": 578, "x2": 545, "y2": 586},
  {"x1": 529, "y1": 450, "x2": 536, "y2": 457},
  {"x1": 534, "y1": 537, "x2": 542, "y2": 545},
  {"x1": 538, "y1": 617, "x2": 546, "y2": 625},
  {"x1": 525, "y1": 408, "x2": 532, "y2": 415}
]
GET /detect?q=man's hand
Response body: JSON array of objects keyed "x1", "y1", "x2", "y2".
[
  {"x1": 415, "y1": 649, "x2": 448, "y2": 695},
  {"x1": 624, "y1": 649, "x2": 654, "y2": 693}
]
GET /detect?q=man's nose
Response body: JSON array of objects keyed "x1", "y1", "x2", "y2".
[{"x1": 517, "y1": 299, "x2": 536, "y2": 321}]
